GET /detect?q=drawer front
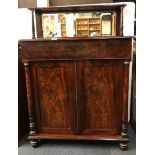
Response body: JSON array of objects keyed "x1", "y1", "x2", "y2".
[{"x1": 20, "y1": 38, "x2": 132, "y2": 61}]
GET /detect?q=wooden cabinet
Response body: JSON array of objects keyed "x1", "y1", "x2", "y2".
[
  {"x1": 18, "y1": 3, "x2": 133, "y2": 151},
  {"x1": 19, "y1": 36, "x2": 133, "y2": 150}
]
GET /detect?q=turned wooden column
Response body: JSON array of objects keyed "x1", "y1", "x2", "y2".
[
  {"x1": 35, "y1": 11, "x2": 43, "y2": 38},
  {"x1": 24, "y1": 62, "x2": 39, "y2": 147},
  {"x1": 120, "y1": 61, "x2": 130, "y2": 150},
  {"x1": 120, "y1": 6, "x2": 124, "y2": 36},
  {"x1": 24, "y1": 62, "x2": 36, "y2": 136},
  {"x1": 29, "y1": 9, "x2": 36, "y2": 39},
  {"x1": 116, "y1": 7, "x2": 124, "y2": 36}
]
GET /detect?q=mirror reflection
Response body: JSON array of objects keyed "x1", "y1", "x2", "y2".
[{"x1": 42, "y1": 12, "x2": 116, "y2": 38}]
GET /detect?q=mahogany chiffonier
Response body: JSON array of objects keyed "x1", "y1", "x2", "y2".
[{"x1": 18, "y1": 3, "x2": 133, "y2": 150}]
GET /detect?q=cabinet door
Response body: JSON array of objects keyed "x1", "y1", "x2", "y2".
[
  {"x1": 31, "y1": 61, "x2": 77, "y2": 134},
  {"x1": 77, "y1": 60, "x2": 124, "y2": 135}
]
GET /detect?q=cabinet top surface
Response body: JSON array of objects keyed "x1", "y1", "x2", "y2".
[
  {"x1": 33, "y1": 3, "x2": 126, "y2": 13},
  {"x1": 19, "y1": 36, "x2": 133, "y2": 43}
]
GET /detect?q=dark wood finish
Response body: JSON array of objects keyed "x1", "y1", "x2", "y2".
[
  {"x1": 77, "y1": 60, "x2": 123, "y2": 135},
  {"x1": 121, "y1": 61, "x2": 130, "y2": 138},
  {"x1": 28, "y1": 134, "x2": 129, "y2": 142},
  {"x1": 115, "y1": 7, "x2": 122, "y2": 36},
  {"x1": 19, "y1": 37, "x2": 133, "y2": 150},
  {"x1": 18, "y1": 46, "x2": 29, "y2": 145},
  {"x1": 34, "y1": 3, "x2": 126, "y2": 13},
  {"x1": 30, "y1": 61, "x2": 77, "y2": 134},
  {"x1": 35, "y1": 12, "x2": 43, "y2": 38},
  {"x1": 24, "y1": 62, "x2": 37, "y2": 136},
  {"x1": 20, "y1": 37, "x2": 132, "y2": 61},
  {"x1": 49, "y1": 0, "x2": 113, "y2": 6},
  {"x1": 116, "y1": 7, "x2": 123, "y2": 36},
  {"x1": 120, "y1": 6, "x2": 124, "y2": 36}
]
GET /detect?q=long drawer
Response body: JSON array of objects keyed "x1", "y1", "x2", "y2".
[{"x1": 19, "y1": 37, "x2": 133, "y2": 61}]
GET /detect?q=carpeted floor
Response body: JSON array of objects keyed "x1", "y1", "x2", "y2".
[{"x1": 18, "y1": 125, "x2": 136, "y2": 155}]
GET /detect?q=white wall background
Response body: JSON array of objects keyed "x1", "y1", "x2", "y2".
[
  {"x1": 17, "y1": 0, "x2": 49, "y2": 39},
  {"x1": 17, "y1": 9, "x2": 32, "y2": 39},
  {"x1": 123, "y1": 2, "x2": 135, "y2": 36}
]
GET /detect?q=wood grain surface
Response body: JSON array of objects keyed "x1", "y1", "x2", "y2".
[
  {"x1": 77, "y1": 60, "x2": 123, "y2": 135},
  {"x1": 20, "y1": 37, "x2": 132, "y2": 61},
  {"x1": 31, "y1": 61, "x2": 77, "y2": 134}
]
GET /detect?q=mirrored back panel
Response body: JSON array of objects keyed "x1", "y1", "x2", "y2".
[
  {"x1": 34, "y1": 3, "x2": 126, "y2": 38},
  {"x1": 42, "y1": 12, "x2": 116, "y2": 38}
]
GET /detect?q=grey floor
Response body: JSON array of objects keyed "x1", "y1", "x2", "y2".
[{"x1": 19, "y1": 125, "x2": 136, "y2": 155}]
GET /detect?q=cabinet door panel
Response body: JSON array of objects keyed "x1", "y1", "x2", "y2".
[
  {"x1": 77, "y1": 60, "x2": 123, "y2": 135},
  {"x1": 31, "y1": 61, "x2": 77, "y2": 134}
]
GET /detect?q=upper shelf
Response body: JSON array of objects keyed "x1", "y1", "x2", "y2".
[
  {"x1": 29, "y1": 3, "x2": 127, "y2": 39},
  {"x1": 33, "y1": 3, "x2": 127, "y2": 13}
]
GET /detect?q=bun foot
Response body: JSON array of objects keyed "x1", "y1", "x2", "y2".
[
  {"x1": 30, "y1": 139, "x2": 40, "y2": 148},
  {"x1": 119, "y1": 142, "x2": 128, "y2": 151}
]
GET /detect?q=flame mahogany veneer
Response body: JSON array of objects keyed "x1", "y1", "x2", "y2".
[{"x1": 19, "y1": 36, "x2": 133, "y2": 150}]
